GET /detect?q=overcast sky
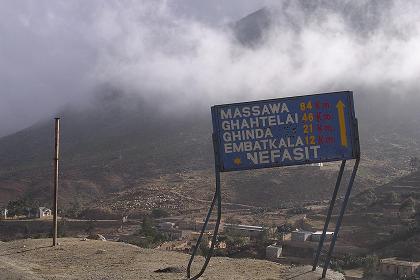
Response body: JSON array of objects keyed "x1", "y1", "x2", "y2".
[
  {"x1": 0, "y1": 0, "x2": 274, "y2": 137},
  {"x1": 1, "y1": 0, "x2": 419, "y2": 137}
]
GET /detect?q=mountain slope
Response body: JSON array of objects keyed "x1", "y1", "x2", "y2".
[
  {"x1": 1, "y1": 4, "x2": 420, "y2": 210},
  {"x1": 0, "y1": 88, "x2": 419, "y2": 212}
]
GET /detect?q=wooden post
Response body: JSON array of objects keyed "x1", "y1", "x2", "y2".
[{"x1": 53, "y1": 117, "x2": 60, "y2": 246}]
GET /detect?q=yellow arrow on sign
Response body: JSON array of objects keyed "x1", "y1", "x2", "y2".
[{"x1": 336, "y1": 100, "x2": 348, "y2": 147}]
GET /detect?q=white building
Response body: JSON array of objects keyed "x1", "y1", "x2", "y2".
[
  {"x1": 291, "y1": 230, "x2": 312, "y2": 242},
  {"x1": 157, "y1": 222, "x2": 175, "y2": 231},
  {"x1": 37, "y1": 207, "x2": 52, "y2": 218},
  {"x1": 1, "y1": 208, "x2": 7, "y2": 219},
  {"x1": 157, "y1": 222, "x2": 183, "y2": 240},
  {"x1": 224, "y1": 223, "x2": 265, "y2": 238},
  {"x1": 309, "y1": 163, "x2": 324, "y2": 169},
  {"x1": 26, "y1": 207, "x2": 52, "y2": 219},
  {"x1": 266, "y1": 245, "x2": 282, "y2": 261},
  {"x1": 311, "y1": 231, "x2": 334, "y2": 242},
  {"x1": 379, "y1": 258, "x2": 420, "y2": 278}
]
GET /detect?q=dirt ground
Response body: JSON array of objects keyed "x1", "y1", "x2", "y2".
[{"x1": 0, "y1": 238, "x2": 344, "y2": 280}]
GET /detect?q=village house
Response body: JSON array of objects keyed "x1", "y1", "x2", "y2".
[
  {"x1": 224, "y1": 223, "x2": 265, "y2": 239},
  {"x1": 291, "y1": 230, "x2": 312, "y2": 242},
  {"x1": 266, "y1": 245, "x2": 282, "y2": 261},
  {"x1": 157, "y1": 222, "x2": 175, "y2": 231},
  {"x1": 187, "y1": 231, "x2": 210, "y2": 253},
  {"x1": 26, "y1": 207, "x2": 52, "y2": 219},
  {"x1": 309, "y1": 162, "x2": 324, "y2": 169},
  {"x1": 289, "y1": 229, "x2": 334, "y2": 243},
  {"x1": 208, "y1": 239, "x2": 227, "y2": 249},
  {"x1": 177, "y1": 219, "x2": 222, "y2": 232},
  {"x1": 1, "y1": 208, "x2": 7, "y2": 219},
  {"x1": 38, "y1": 207, "x2": 52, "y2": 218},
  {"x1": 158, "y1": 240, "x2": 189, "y2": 252},
  {"x1": 266, "y1": 230, "x2": 366, "y2": 264},
  {"x1": 379, "y1": 258, "x2": 420, "y2": 279},
  {"x1": 156, "y1": 222, "x2": 183, "y2": 240},
  {"x1": 310, "y1": 231, "x2": 334, "y2": 242},
  {"x1": 159, "y1": 230, "x2": 227, "y2": 254}
]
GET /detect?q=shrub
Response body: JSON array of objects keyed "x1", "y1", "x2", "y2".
[{"x1": 151, "y1": 208, "x2": 169, "y2": 218}]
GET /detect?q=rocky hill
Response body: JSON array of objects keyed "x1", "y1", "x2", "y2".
[
  {"x1": 0, "y1": 238, "x2": 345, "y2": 280},
  {"x1": 338, "y1": 170, "x2": 420, "y2": 259},
  {"x1": 0, "y1": 87, "x2": 419, "y2": 214}
]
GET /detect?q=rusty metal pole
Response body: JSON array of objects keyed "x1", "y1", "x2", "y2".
[{"x1": 53, "y1": 117, "x2": 60, "y2": 246}]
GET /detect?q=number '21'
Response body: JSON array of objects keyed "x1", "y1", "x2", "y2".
[{"x1": 303, "y1": 124, "x2": 313, "y2": 134}]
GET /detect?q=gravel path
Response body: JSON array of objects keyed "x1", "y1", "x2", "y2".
[{"x1": 0, "y1": 238, "x2": 344, "y2": 280}]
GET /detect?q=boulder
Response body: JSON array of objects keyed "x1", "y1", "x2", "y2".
[{"x1": 87, "y1": 234, "x2": 106, "y2": 241}]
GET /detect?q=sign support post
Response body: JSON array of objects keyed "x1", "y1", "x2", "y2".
[
  {"x1": 312, "y1": 160, "x2": 346, "y2": 270},
  {"x1": 322, "y1": 158, "x2": 360, "y2": 278},
  {"x1": 53, "y1": 117, "x2": 60, "y2": 246},
  {"x1": 187, "y1": 134, "x2": 222, "y2": 280}
]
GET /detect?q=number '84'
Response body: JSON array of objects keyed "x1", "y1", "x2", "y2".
[{"x1": 300, "y1": 101, "x2": 312, "y2": 111}]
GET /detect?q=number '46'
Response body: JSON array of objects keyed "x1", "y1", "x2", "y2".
[{"x1": 302, "y1": 113, "x2": 314, "y2": 122}]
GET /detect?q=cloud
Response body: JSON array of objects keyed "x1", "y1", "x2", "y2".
[
  {"x1": 0, "y1": 1, "x2": 98, "y2": 135},
  {"x1": 92, "y1": 0, "x2": 420, "y2": 113},
  {"x1": 1, "y1": 0, "x2": 420, "y2": 135}
]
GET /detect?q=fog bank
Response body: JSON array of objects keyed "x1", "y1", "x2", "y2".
[{"x1": 1, "y1": 0, "x2": 419, "y2": 135}]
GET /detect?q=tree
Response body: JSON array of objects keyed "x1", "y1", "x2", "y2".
[
  {"x1": 58, "y1": 218, "x2": 68, "y2": 237},
  {"x1": 225, "y1": 215, "x2": 241, "y2": 224},
  {"x1": 255, "y1": 228, "x2": 270, "y2": 246},
  {"x1": 151, "y1": 208, "x2": 169, "y2": 218},
  {"x1": 400, "y1": 197, "x2": 416, "y2": 213},
  {"x1": 66, "y1": 200, "x2": 82, "y2": 218},
  {"x1": 385, "y1": 191, "x2": 400, "y2": 204},
  {"x1": 140, "y1": 216, "x2": 155, "y2": 236},
  {"x1": 137, "y1": 216, "x2": 167, "y2": 248},
  {"x1": 197, "y1": 239, "x2": 210, "y2": 256},
  {"x1": 222, "y1": 230, "x2": 247, "y2": 249},
  {"x1": 363, "y1": 255, "x2": 379, "y2": 279},
  {"x1": 416, "y1": 207, "x2": 420, "y2": 227},
  {"x1": 85, "y1": 219, "x2": 95, "y2": 235},
  {"x1": 409, "y1": 156, "x2": 419, "y2": 172},
  {"x1": 287, "y1": 207, "x2": 309, "y2": 215},
  {"x1": 7, "y1": 199, "x2": 28, "y2": 216},
  {"x1": 277, "y1": 223, "x2": 294, "y2": 240},
  {"x1": 278, "y1": 223, "x2": 294, "y2": 234},
  {"x1": 359, "y1": 189, "x2": 377, "y2": 206},
  {"x1": 7, "y1": 198, "x2": 41, "y2": 217}
]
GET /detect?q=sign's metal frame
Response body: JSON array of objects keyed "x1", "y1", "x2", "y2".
[
  {"x1": 187, "y1": 134, "x2": 222, "y2": 280},
  {"x1": 187, "y1": 91, "x2": 360, "y2": 280},
  {"x1": 317, "y1": 156, "x2": 360, "y2": 278}
]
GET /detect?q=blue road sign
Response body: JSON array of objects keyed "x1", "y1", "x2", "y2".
[{"x1": 211, "y1": 91, "x2": 359, "y2": 172}]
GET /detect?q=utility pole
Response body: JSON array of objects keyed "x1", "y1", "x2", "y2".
[{"x1": 53, "y1": 117, "x2": 60, "y2": 246}]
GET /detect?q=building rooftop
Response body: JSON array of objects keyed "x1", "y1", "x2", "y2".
[
  {"x1": 312, "y1": 231, "x2": 334, "y2": 235},
  {"x1": 292, "y1": 230, "x2": 312, "y2": 235},
  {"x1": 380, "y1": 258, "x2": 420, "y2": 267},
  {"x1": 224, "y1": 224, "x2": 264, "y2": 231}
]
